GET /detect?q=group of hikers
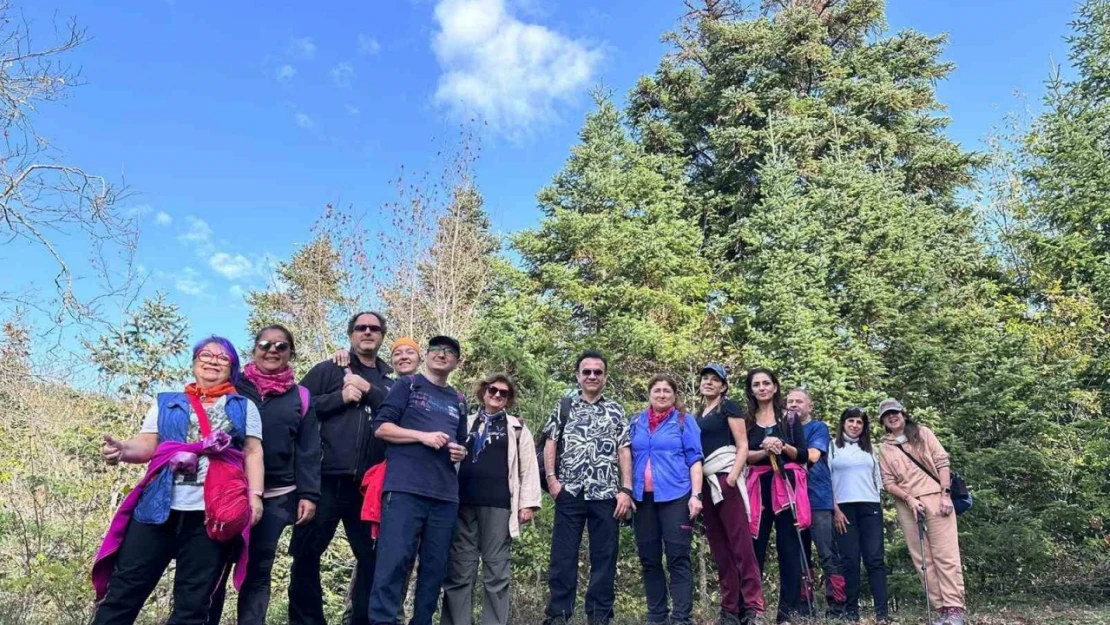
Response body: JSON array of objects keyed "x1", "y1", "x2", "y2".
[{"x1": 90, "y1": 311, "x2": 969, "y2": 625}]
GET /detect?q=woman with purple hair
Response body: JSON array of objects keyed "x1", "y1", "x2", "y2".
[{"x1": 91, "y1": 335, "x2": 265, "y2": 625}]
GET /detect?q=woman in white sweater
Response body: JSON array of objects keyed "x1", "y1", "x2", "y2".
[{"x1": 829, "y1": 407, "x2": 888, "y2": 623}]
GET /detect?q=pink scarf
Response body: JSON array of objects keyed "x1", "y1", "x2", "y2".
[{"x1": 243, "y1": 362, "x2": 294, "y2": 397}]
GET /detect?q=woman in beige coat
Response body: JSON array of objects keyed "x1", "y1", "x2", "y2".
[
  {"x1": 878, "y1": 399, "x2": 966, "y2": 625},
  {"x1": 441, "y1": 373, "x2": 542, "y2": 625}
]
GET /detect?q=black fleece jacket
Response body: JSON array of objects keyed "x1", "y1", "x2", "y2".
[
  {"x1": 299, "y1": 354, "x2": 394, "y2": 478},
  {"x1": 234, "y1": 377, "x2": 322, "y2": 503}
]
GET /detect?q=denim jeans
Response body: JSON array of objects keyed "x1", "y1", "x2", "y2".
[{"x1": 369, "y1": 492, "x2": 459, "y2": 625}]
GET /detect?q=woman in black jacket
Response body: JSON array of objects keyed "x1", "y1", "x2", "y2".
[
  {"x1": 208, "y1": 324, "x2": 322, "y2": 625},
  {"x1": 744, "y1": 367, "x2": 808, "y2": 624}
]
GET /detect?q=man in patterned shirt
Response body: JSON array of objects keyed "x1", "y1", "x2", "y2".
[{"x1": 542, "y1": 349, "x2": 633, "y2": 625}]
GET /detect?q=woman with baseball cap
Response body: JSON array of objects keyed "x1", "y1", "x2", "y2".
[
  {"x1": 877, "y1": 399, "x2": 966, "y2": 625},
  {"x1": 695, "y1": 364, "x2": 765, "y2": 625}
]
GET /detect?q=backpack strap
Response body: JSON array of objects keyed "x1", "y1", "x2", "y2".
[
  {"x1": 297, "y1": 385, "x2": 310, "y2": 418},
  {"x1": 895, "y1": 443, "x2": 941, "y2": 485}
]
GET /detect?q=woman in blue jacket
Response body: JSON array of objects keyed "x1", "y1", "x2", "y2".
[{"x1": 629, "y1": 374, "x2": 704, "y2": 625}]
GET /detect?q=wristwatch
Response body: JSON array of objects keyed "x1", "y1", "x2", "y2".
[
  {"x1": 692, "y1": 493, "x2": 703, "y2": 501},
  {"x1": 942, "y1": 487, "x2": 952, "y2": 495},
  {"x1": 618, "y1": 487, "x2": 633, "y2": 497}
]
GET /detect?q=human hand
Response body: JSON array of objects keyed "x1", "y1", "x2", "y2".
[
  {"x1": 615, "y1": 492, "x2": 635, "y2": 519},
  {"x1": 834, "y1": 507, "x2": 849, "y2": 535},
  {"x1": 296, "y1": 499, "x2": 317, "y2": 526},
  {"x1": 342, "y1": 385, "x2": 364, "y2": 404},
  {"x1": 250, "y1": 495, "x2": 264, "y2": 527},
  {"x1": 448, "y1": 442, "x2": 467, "y2": 462},
  {"x1": 422, "y1": 431, "x2": 450, "y2": 450},
  {"x1": 102, "y1": 435, "x2": 124, "y2": 465},
  {"x1": 688, "y1": 495, "x2": 703, "y2": 520}
]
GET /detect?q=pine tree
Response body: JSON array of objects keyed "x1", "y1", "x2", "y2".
[
  {"x1": 85, "y1": 293, "x2": 191, "y2": 399},
  {"x1": 507, "y1": 95, "x2": 715, "y2": 401}
]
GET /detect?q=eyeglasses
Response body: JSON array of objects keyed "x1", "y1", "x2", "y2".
[
  {"x1": 487, "y1": 386, "x2": 510, "y2": 398},
  {"x1": 198, "y1": 351, "x2": 231, "y2": 365},
  {"x1": 256, "y1": 340, "x2": 291, "y2": 353},
  {"x1": 353, "y1": 324, "x2": 383, "y2": 334},
  {"x1": 427, "y1": 345, "x2": 458, "y2": 357},
  {"x1": 580, "y1": 368, "x2": 605, "y2": 378}
]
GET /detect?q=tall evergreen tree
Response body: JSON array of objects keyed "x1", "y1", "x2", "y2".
[{"x1": 507, "y1": 95, "x2": 715, "y2": 401}]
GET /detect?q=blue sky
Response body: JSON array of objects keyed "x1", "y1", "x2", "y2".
[{"x1": 1, "y1": 0, "x2": 1079, "y2": 361}]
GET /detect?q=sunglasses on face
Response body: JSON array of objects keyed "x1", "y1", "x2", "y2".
[
  {"x1": 487, "y1": 386, "x2": 510, "y2": 399},
  {"x1": 353, "y1": 324, "x2": 383, "y2": 334},
  {"x1": 580, "y1": 369, "x2": 605, "y2": 378},
  {"x1": 198, "y1": 351, "x2": 231, "y2": 365},
  {"x1": 256, "y1": 340, "x2": 291, "y2": 353}
]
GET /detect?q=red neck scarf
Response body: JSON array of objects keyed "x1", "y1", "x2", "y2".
[
  {"x1": 185, "y1": 381, "x2": 237, "y2": 403},
  {"x1": 242, "y1": 362, "x2": 294, "y2": 398},
  {"x1": 648, "y1": 407, "x2": 674, "y2": 433}
]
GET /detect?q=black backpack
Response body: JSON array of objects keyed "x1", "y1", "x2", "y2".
[{"x1": 536, "y1": 396, "x2": 573, "y2": 493}]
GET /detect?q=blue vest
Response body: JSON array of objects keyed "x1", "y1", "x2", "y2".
[{"x1": 133, "y1": 392, "x2": 248, "y2": 524}]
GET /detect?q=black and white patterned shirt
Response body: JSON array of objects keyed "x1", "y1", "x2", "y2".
[{"x1": 543, "y1": 393, "x2": 629, "y2": 501}]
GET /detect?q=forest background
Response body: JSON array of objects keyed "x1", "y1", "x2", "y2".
[{"x1": 2, "y1": 0, "x2": 1110, "y2": 623}]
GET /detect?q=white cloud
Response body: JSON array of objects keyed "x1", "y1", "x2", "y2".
[
  {"x1": 178, "y1": 216, "x2": 214, "y2": 251},
  {"x1": 154, "y1": 211, "x2": 172, "y2": 226},
  {"x1": 289, "y1": 37, "x2": 317, "y2": 59},
  {"x1": 358, "y1": 34, "x2": 381, "y2": 55},
  {"x1": 431, "y1": 0, "x2": 601, "y2": 135},
  {"x1": 127, "y1": 204, "x2": 154, "y2": 218},
  {"x1": 345, "y1": 104, "x2": 361, "y2": 115},
  {"x1": 330, "y1": 62, "x2": 355, "y2": 88},
  {"x1": 277, "y1": 64, "x2": 297, "y2": 80},
  {"x1": 209, "y1": 252, "x2": 254, "y2": 280},
  {"x1": 175, "y1": 267, "x2": 210, "y2": 298},
  {"x1": 229, "y1": 284, "x2": 246, "y2": 299},
  {"x1": 295, "y1": 112, "x2": 315, "y2": 129}
]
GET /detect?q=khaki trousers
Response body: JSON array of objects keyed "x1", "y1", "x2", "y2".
[{"x1": 894, "y1": 493, "x2": 966, "y2": 609}]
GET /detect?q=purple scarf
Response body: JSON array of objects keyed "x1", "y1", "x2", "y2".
[
  {"x1": 91, "y1": 433, "x2": 250, "y2": 602},
  {"x1": 242, "y1": 362, "x2": 294, "y2": 398}
]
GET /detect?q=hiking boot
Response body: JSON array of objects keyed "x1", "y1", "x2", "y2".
[
  {"x1": 945, "y1": 607, "x2": 967, "y2": 625},
  {"x1": 931, "y1": 607, "x2": 950, "y2": 625},
  {"x1": 744, "y1": 610, "x2": 768, "y2": 625},
  {"x1": 719, "y1": 609, "x2": 742, "y2": 625}
]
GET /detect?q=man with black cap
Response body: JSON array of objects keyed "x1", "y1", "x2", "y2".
[{"x1": 369, "y1": 335, "x2": 468, "y2": 625}]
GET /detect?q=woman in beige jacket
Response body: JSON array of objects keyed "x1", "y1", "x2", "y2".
[
  {"x1": 877, "y1": 399, "x2": 966, "y2": 625},
  {"x1": 441, "y1": 373, "x2": 542, "y2": 625}
]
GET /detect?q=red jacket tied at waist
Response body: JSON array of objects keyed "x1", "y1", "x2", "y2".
[
  {"x1": 360, "y1": 461, "x2": 387, "y2": 539},
  {"x1": 746, "y1": 462, "x2": 811, "y2": 538}
]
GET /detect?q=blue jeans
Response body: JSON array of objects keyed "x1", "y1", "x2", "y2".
[{"x1": 369, "y1": 492, "x2": 459, "y2": 625}]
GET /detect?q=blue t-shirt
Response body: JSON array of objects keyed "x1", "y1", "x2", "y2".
[
  {"x1": 804, "y1": 419, "x2": 833, "y2": 511},
  {"x1": 374, "y1": 374, "x2": 468, "y2": 503}
]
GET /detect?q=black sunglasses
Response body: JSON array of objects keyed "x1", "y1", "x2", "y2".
[
  {"x1": 353, "y1": 324, "x2": 383, "y2": 334},
  {"x1": 256, "y1": 340, "x2": 291, "y2": 353},
  {"x1": 580, "y1": 368, "x2": 605, "y2": 378},
  {"x1": 487, "y1": 386, "x2": 511, "y2": 398}
]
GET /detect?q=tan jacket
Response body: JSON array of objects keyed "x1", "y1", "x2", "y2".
[
  {"x1": 466, "y1": 412, "x2": 543, "y2": 538},
  {"x1": 879, "y1": 425, "x2": 951, "y2": 499}
]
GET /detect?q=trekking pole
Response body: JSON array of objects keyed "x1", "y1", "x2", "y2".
[
  {"x1": 917, "y1": 512, "x2": 932, "y2": 625},
  {"x1": 769, "y1": 451, "x2": 818, "y2": 618}
]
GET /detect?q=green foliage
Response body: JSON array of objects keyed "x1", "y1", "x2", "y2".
[
  {"x1": 246, "y1": 235, "x2": 352, "y2": 375},
  {"x1": 83, "y1": 293, "x2": 190, "y2": 399}
]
